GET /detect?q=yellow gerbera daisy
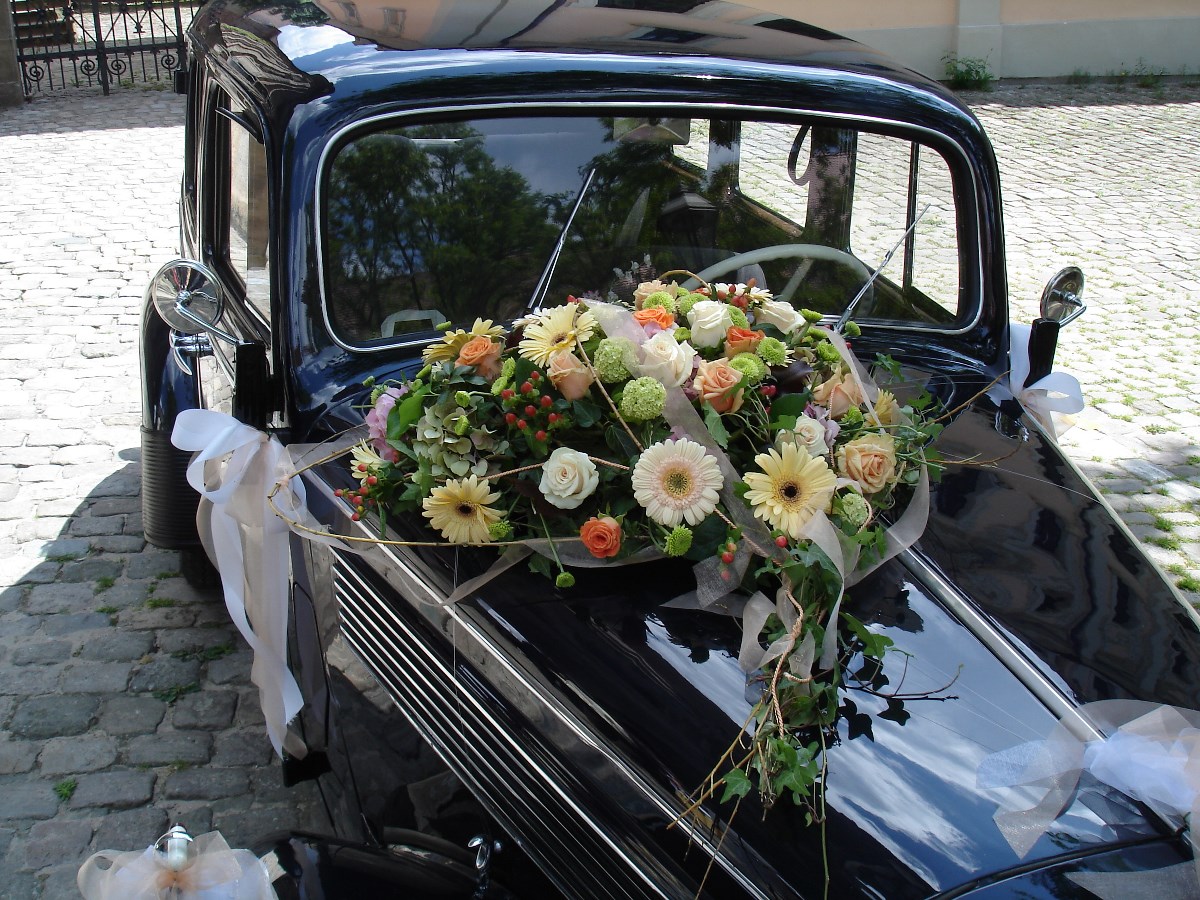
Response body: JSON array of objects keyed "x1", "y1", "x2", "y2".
[
  {"x1": 422, "y1": 475, "x2": 502, "y2": 544},
  {"x1": 422, "y1": 318, "x2": 506, "y2": 363},
  {"x1": 518, "y1": 304, "x2": 597, "y2": 366},
  {"x1": 743, "y1": 443, "x2": 836, "y2": 539}
]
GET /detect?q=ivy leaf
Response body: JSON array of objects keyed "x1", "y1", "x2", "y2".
[
  {"x1": 572, "y1": 398, "x2": 602, "y2": 428},
  {"x1": 841, "y1": 698, "x2": 875, "y2": 742},
  {"x1": 388, "y1": 385, "x2": 429, "y2": 440},
  {"x1": 720, "y1": 767, "x2": 753, "y2": 803},
  {"x1": 768, "y1": 393, "x2": 809, "y2": 421},
  {"x1": 703, "y1": 404, "x2": 730, "y2": 449},
  {"x1": 878, "y1": 698, "x2": 911, "y2": 726}
]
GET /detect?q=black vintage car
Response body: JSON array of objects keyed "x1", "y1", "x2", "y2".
[{"x1": 140, "y1": 1, "x2": 1200, "y2": 897}]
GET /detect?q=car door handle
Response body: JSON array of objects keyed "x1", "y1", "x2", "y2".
[{"x1": 171, "y1": 332, "x2": 213, "y2": 378}]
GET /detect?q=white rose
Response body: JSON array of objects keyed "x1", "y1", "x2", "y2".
[
  {"x1": 755, "y1": 299, "x2": 802, "y2": 333},
  {"x1": 639, "y1": 331, "x2": 696, "y2": 388},
  {"x1": 776, "y1": 414, "x2": 829, "y2": 458},
  {"x1": 687, "y1": 300, "x2": 734, "y2": 349},
  {"x1": 538, "y1": 447, "x2": 599, "y2": 510}
]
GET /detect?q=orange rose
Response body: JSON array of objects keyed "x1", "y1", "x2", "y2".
[
  {"x1": 836, "y1": 433, "x2": 898, "y2": 494},
  {"x1": 811, "y1": 370, "x2": 864, "y2": 419},
  {"x1": 723, "y1": 326, "x2": 764, "y2": 358},
  {"x1": 580, "y1": 515, "x2": 622, "y2": 558},
  {"x1": 455, "y1": 335, "x2": 502, "y2": 380},
  {"x1": 547, "y1": 350, "x2": 594, "y2": 400},
  {"x1": 633, "y1": 307, "x2": 677, "y2": 331},
  {"x1": 693, "y1": 358, "x2": 745, "y2": 415}
]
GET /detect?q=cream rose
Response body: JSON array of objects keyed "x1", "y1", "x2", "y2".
[
  {"x1": 754, "y1": 299, "x2": 802, "y2": 333},
  {"x1": 812, "y1": 370, "x2": 864, "y2": 419},
  {"x1": 547, "y1": 350, "x2": 594, "y2": 401},
  {"x1": 693, "y1": 358, "x2": 745, "y2": 414},
  {"x1": 539, "y1": 447, "x2": 599, "y2": 510},
  {"x1": 639, "y1": 331, "x2": 696, "y2": 388},
  {"x1": 836, "y1": 433, "x2": 898, "y2": 494},
  {"x1": 777, "y1": 414, "x2": 829, "y2": 458},
  {"x1": 686, "y1": 300, "x2": 734, "y2": 349}
]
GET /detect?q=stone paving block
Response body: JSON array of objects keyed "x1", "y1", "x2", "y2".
[
  {"x1": 125, "y1": 549, "x2": 183, "y2": 580},
  {"x1": 56, "y1": 556, "x2": 123, "y2": 584},
  {"x1": 211, "y1": 732, "x2": 273, "y2": 768},
  {"x1": 128, "y1": 656, "x2": 202, "y2": 694},
  {"x1": 90, "y1": 806, "x2": 169, "y2": 852},
  {"x1": 162, "y1": 768, "x2": 250, "y2": 801},
  {"x1": 26, "y1": 582, "x2": 94, "y2": 615},
  {"x1": 11, "y1": 640, "x2": 72, "y2": 666},
  {"x1": 41, "y1": 612, "x2": 113, "y2": 636},
  {"x1": 82, "y1": 534, "x2": 147, "y2": 554},
  {"x1": 60, "y1": 661, "x2": 132, "y2": 693},
  {"x1": 8, "y1": 694, "x2": 98, "y2": 739},
  {"x1": 0, "y1": 779, "x2": 60, "y2": 821},
  {"x1": 97, "y1": 695, "x2": 166, "y2": 736},
  {"x1": 172, "y1": 690, "x2": 237, "y2": 731},
  {"x1": 68, "y1": 771, "x2": 157, "y2": 810},
  {"x1": 77, "y1": 629, "x2": 154, "y2": 661},
  {"x1": 36, "y1": 539, "x2": 89, "y2": 560},
  {"x1": 89, "y1": 581, "x2": 148, "y2": 610},
  {"x1": 0, "y1": 741, "x2": 38, "y2": 776},
  {"x1": 0, "y1": 666, "x2": 59, "y2": 697},
  {"x1": 20, "y1": 819, "x2": 94, "y2": 870},
  {"x1": 37, "y1": 736, "x2": 119, "y2": 776},
  {"x1": 14, "y1": 562, "x2": 59, "y2": 586},
  {"x1": 124, "y1": 731, "x2": 213, "y2": 767}
]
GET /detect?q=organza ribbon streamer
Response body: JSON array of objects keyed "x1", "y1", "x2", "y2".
[
  {"x1": 977, "y1": 700, "x2": 1200, "y2": 892},
  {"x1": 172, "y1": 409, "x2": 306, "y2": 758},
  {"x1": 1006, "y1": 322, "x2": 1085, "y2": 439},
  {"x1": 77, "y1": 831, "x2": 276, "y2": 900}
]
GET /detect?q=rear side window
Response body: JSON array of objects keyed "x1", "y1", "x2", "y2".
[{"x1": 321, "y1": 112, "x2": 973, "y2": 349}]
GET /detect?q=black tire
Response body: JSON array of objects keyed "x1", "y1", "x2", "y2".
[{"x1": 181, "y1": 546, "x2": 222, "y2": 591}]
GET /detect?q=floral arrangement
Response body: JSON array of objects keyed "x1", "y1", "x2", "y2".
[{"x1": 341, "y1": 271, "x2": 943, "y2": 818}]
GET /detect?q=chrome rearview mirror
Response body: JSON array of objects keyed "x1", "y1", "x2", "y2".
[
  {"x1": 147, "y1": 259, "x2": 237, "y2": 343},
  {"x1": 1040, "y1": 266, "x2": 1086, "y2": 326}
]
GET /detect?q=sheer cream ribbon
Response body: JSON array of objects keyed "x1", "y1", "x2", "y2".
[
  {"x1": 977, "y1": 700, "x2": 1200, "y2": 895},
  {"x1": 77, "y1": 831, "x2": 276, "y2": 900},
  {"x1": 172, "y1": 409, "x2": 313, "y2": 758},
  {"x1": 1007, "y1": 322, "x2": 1085, "y2": 439}
]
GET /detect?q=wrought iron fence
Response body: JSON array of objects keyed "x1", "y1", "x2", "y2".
[{"x1": 12, "y1": 0, "x2": 201, "y2": 94}]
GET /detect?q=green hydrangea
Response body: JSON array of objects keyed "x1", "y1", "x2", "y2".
[
  {"x1": 619, "y1": 377, "x2": 667, "y2": 422},
  {"x1": 676, "y1": 292, "x2": 706, "y2": 318},
  {"x1": 816, "y1": 341, "x2": 841, "y2": 364},
  {"x1": 843, "y1": 320, "x2": 862, "y2": 338},
  {"x1": 665, "y1": 526, "x2": 693, "y2": 557},
  {"x1": 594, "y1": 337, "x2": 636, "y2": 384},
  {"x1": 641, "y1": 291, "x2": 677, "y2": 314},
  {"x1": 835, "y1": 492, "x2": 871, "y2": 529},
  {"x1": 728, "y1": 306, "x2": 749, "y2": 329},
  {"x1": 800, "y1": 308, "x2": 823, "y2": 324},
  {"x1": 756, "y1": 336, "x2": 789, "y2": 366},
  {"x1": 728, "y1": 352, "x2": 768, "y2": 384},
  {"x1": 488, "y1": 521, "x2": 513, "y2": 540},
  {"x1": 490, "y1": 356, "x2": 517, "y2": 395}
]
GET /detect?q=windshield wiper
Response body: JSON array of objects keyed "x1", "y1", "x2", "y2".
[
  {"x1": 835, "y1": 203, "x2": 930, "y2": 333},
  {"x1": 527, "y1": 168, "x2": 596, "y2": 311}
]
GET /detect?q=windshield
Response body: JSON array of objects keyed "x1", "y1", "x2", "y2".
[{"x1": 321, "y1": 112, "x2": 971, "y2": 348}]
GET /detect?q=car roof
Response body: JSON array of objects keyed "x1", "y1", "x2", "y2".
[{"x1": 191, "y1": 0, "x2": 961, "y2": 110}]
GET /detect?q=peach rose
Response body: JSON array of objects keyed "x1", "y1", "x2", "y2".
[
  {"x1": 836, "y1": 433, "x2": 898, "y2": 494},
  {"x1": 633, "y1": 306, "x2": 677, "y2": 331},
  {"x1": 455, "y1": 335, "x2": 502, "y2": 380},
  {"x1": 723, "y1": 326, "x2": 764, "y2": 358},
  {"x1": 633, "y1": 280, "x2": 676, "y2": 308},
  {"x1": 547, "y1": 350, "x2": 594, "y2": 400},
  {"x1": 580, "y1": 515, "x2": 622, "y2": 558},
  {"x1": 693, "y1": 358, "x2": 745, "y2": 415},
  {"x1": 811, "y1": 370, "x2": 864, "y2": 419}
]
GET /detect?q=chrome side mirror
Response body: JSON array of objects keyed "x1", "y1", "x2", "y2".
[
  {"x1": 147, "y1": 259, "x2": 237, "y2": 343},
  {"x1": 1039, "y1": 266, "x2": 1085, "y2": 326}
]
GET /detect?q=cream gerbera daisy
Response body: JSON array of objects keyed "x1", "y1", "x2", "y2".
[
  {"x1": 743, "y1": 442, "x2": 836, "y2": 539},
  {"x1": 350, "y1": 441, "x2": 387, "y2": 484},
  {"x1": 631, "y1": 438, "x2": 724, "y2": 527},
  {"x1": 518, "y1": 304, "x2": 597, "y2": 366},
  {"x1": 422, "y1": 475, "x2": 502, "y2": 544},
  {"x1": 422, "y1": 318, "x2": 506, "y2": 363}
]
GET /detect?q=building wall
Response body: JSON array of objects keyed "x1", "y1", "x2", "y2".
[{"x1": 758, "y1": 0, "x2": 1200, "y2": 80}]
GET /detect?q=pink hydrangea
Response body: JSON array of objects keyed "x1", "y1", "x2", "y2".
[{"x1": 365, "y1": 386, "x2": 407, "y2": 461}]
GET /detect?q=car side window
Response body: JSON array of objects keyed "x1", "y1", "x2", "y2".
[{"x1": 214, "y1": 89, "x2": 271, "y2": 326}]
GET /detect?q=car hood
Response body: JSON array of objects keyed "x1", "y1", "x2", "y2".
[{"x1": 309, "y1": 380, "x2": 1199, "y2": 898}]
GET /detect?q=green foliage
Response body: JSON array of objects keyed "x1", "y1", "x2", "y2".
[
  {"x1": 154, "y1": 683, "x2": 200, "y2": 705},
  {"x1": 146, "y1": 597, "x2": 175, "y2": 609},
  {"x1": 173, "y1": 643, "x2": 235, "y2": 663},
  {"x1": 94, "y1": 576, "x2": 116, "y2": 594},
  {"x1": 54, "y1": 778, "x2": 77, "y2": 802},
  {"x1": 943, "y1": 55, "x2": 994, "y2": 91}
]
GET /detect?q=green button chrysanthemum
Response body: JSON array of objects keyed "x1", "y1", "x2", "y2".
[
  {"x1": 728, "y1": 306, "x2": 749, "y2": 329},
  {"x1": 619, "y1": 376, "x2": 667, "y2": 422},
  {"x1": 676, "y1": 292, "x2": 706, "y2": 318},
  {"x1": 641, "y1": 291, "x2": 677, "y2": 314},
  {"x1": 728, "y1": 352, "x2": 768, "y2": 384},
  {"x1": 756, "y1": 336, "x2": 789, "y2": 366},
  {"x1": 665, "y1": 525, "x2": 693, "y2": 556}
]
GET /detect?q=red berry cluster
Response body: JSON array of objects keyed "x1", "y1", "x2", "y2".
[
  {"x1": 334, "y1": 468, "x2": 378, "y2": 522},
  {"x1": 718, "y1": 538, "x2": 738, "y2": 581},
  {"x1": 499, "y1": 371, "x2": 560, "y2": 443}
]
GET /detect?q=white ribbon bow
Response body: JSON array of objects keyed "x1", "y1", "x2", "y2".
[
  {"x1": 171, "y1": 409, "x2": 304, "y2": 758},
  {"x1": 77, "y1": 831, "x2": 276, "y2": 900},
  {"x1": 1007, "y1": 322, "x2": 1085, "y2": 439}
]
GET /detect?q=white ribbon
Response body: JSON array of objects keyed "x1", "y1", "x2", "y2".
[
  {"x1": 172, "y1": 409, "x2": 304, "y2": 758},
  {"x1": 78, "y1": 831, "x2": 276, "y2": 900},
  {"x1": 1006, "y1": 322, "x2": 1085, "y2": 439},
  {"x1": 978, "y1": 700, "x2": 1200, "y2": 892}
]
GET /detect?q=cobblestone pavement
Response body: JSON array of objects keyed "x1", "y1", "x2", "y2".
[{"x1": 0, "y1": 80, "x2": 1197, "y2": 896}]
